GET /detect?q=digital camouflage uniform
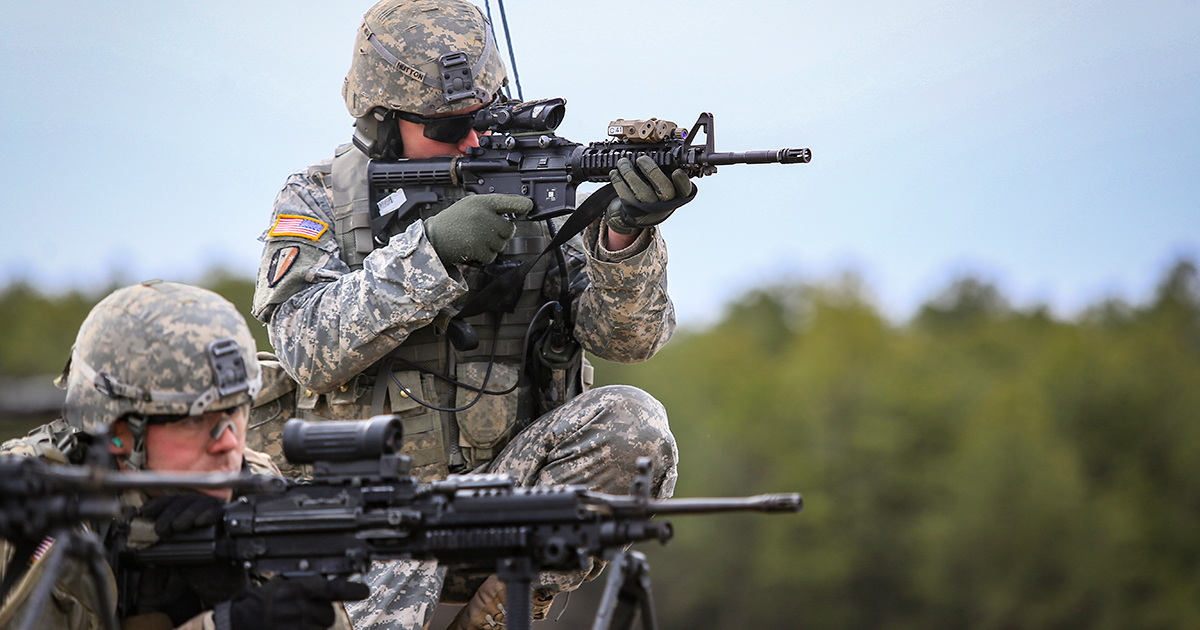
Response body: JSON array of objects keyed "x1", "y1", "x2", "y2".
[
  {"x1": 248, "y1": 0, "x2": 681, "y2": 626},
  {"x1": 249, "y1": 143, "x2": 680, "y2": 629},
  {"x1": 0, "y1": 422, "x2": 329, "y2": 630}
]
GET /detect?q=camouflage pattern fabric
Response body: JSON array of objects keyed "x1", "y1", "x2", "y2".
[
  {"x1": 252, "y1": 159, "x2": 674, "y2": 395},
  {"x1": 253, "y1": 163, "x2": 468, "y2": 394},
  {"x1": 246, "y1": 354, "x2": 308, "y2": 478},
  {"x1": 343, "y1": 385, "x2": 677, "y2": 630},
  {"x1": 249, "y1": 151, "x2": 676, "y2": 482},
  {"x1": 63, "y1": 281, "x2": 262, "y2": 436},
  {"x1": 0, "y1": 418, "x2": 80, "y2": 463},
  {"x1": 343, "y1": 0, "x2": 508, "y2": 117}
]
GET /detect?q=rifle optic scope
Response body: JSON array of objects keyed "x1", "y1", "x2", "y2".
[
  {"x1": 475, "y1": 97, "x2": 566, "y2": 133},
  {"x1": 282, "y1": 415, "x2": 403, "y2": 464}
]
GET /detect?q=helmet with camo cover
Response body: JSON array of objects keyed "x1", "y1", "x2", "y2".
[
  {"x1": 342, "y1": 0, "x2": 507, "y2": 118},
  {"x1": 62, "y1": 281, "x2": 261, "y2": 467}
]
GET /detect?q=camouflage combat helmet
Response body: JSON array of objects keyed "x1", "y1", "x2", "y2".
[
  {"x1": 342, "y1": 0, "x2": 507, "y2": 118},
  {"x1": 62, "y1": 281, "x2": 261, "y2": 467}
]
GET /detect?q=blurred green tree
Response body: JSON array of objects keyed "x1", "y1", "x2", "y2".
[{"x1": 591, "y1": 257, "x2": 1200, "y2": 630}]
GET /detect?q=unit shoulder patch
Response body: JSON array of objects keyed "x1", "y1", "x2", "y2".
[
  {"x1": 267, "y1": 246, "x2": 300, "y2": 287},
  {"x1": 269, "y1": 215, "x2": 329, "y2": 241}
]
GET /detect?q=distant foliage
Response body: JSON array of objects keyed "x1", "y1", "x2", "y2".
[
  {"x1": 597, "y1": 258, "x2": 1200, "y2": 630},
  {"x1": 0, "y1": 282, "x2": 103, "y2": 378},
  {"x1": 0, "y1": 273, "x2": 270, "y2": 379}
]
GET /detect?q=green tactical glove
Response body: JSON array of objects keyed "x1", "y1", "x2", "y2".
[
  {"x1": 606, "y1": 155, "x2": 695, "y2": 234},
  {"x1": 140, "y1": 493, "x2": 224, "y2": 538},
  {"x1": 424, "y1": 194, "x2": 533, "y2": 265}
]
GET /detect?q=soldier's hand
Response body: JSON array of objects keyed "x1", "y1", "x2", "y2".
[
  {"x1": 424, "y1": 194, "x2": 533, "y2": 265},
  {"x1": 140, "y1": 493, "x2": 224, "y2": 538},
  {"x1": 226, "y1": 576, "x2": 369, "y2": 630},
  {"x1": 606, "y1": 155, "x2": 695, "y2": 234}
]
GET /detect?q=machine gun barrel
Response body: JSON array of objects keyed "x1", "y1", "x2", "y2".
[
  {"x1": 647, "y1": 492, "x2": 803, "y2": 514},
  {"x1": 588, "y1": 491, "x2": 803, "y2": 516},
  {"x1": 0, "y1": 455, "x2": 282, "y2": 497}
]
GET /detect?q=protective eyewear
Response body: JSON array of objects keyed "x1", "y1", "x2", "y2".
[
  {"x1": 396, "y1": 110, "x2": 478, "y2": 144},
  {"x1": 147, "y1": 410, "x2": 240, "y2": 441}
]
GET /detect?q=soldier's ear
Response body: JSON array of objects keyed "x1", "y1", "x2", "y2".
[{"x1": 108, "y1": 420, "x2": 133, "y2": 456}]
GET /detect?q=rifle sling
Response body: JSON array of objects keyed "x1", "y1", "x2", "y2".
[
  {"x1": 371, "y1": 355, "x2": 392, "y2": 417},
  {"x1": 0, "y1": 539, "x2": 38, "y2": 600},
  {"x1": 619, "y1": 183, "x2": 697, "y2": 224},
  {"x1": 455, "y1": 184, "x2": 619, "y2": 319}
]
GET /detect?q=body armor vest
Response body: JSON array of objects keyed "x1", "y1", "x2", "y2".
[{"x1": 303, "y1": 144, "x2": 584, "y2": 480}]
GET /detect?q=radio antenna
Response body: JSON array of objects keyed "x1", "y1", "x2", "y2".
[{"x1": 484, "y1": 0, "x2": 524, "y2": 101}]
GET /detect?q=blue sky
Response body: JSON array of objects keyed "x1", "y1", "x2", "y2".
[{"x1": 1, "y1": 1, "x2": 1196, "y2": 325}]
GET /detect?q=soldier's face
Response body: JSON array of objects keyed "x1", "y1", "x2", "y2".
[
  {"x1": 121, "y1": 406, "x2": 248, "y2": 500},
  {"x1": 398, "y1": 103, "x2": 486, "y2": 159}
]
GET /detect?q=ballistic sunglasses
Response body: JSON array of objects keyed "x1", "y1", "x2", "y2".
[
  {"x1": 146, "y1": 410, "x2": 240, "y2": 441},
  {"x1": 395, "y1": 110, "x2": 479, "y2": 144}
]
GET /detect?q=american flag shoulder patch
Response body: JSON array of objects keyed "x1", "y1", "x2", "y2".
[
  {"x1": 31, "y1": 536, "x2": 55, "y2": 564},
  {"x1": 269, "y1": 215, "x2": 328, "y2": 241}
]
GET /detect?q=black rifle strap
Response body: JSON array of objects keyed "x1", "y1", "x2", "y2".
[
  {"x1": 455, "y1": 184, "x2": 619, "y2": 319},
  {"x1": 213, "y1": 601, "x2": 234, "y2": 630},
  {"x1": 0, "y1": 538, "x2": 38, "y2": 600},
  {"x1": 371, "y1": 355, "x2": 394, "y2": 416}
]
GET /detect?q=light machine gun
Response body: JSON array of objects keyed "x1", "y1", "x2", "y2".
[
  {"x1": 127, "y1": 416, "x2": 802, "y2": 630},
  {"x1": 1, "y1": 417, "x2": 802, "y2": 630}
]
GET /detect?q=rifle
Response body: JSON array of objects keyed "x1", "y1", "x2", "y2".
[
  {"x1": 2, "y1": 417, "x2": 802, "y2": 630},
  {"x1": 367, "y1": 97, "x2": 811, "y2": 228},
  {"x1": 362, "y1": 98, "x2": 811, "y2": 331}
]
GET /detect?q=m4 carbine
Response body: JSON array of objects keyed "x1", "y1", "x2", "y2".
[
  {"x1": 367, "y1": 97, "x2": 812, "y2": 232},
  {"x1": 361, "y1": 98, "x2": 812, "y2": 333},
  {"x1": 124, "y1": 416, "x2": 802, "y2": 630}
]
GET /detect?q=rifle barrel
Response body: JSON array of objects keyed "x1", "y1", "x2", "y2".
[{"x1": 705, "y1": 148, "x2": 811, "y2": 165}]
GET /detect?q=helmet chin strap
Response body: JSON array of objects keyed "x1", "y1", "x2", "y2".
[
  {"x1": 121, "y1": 414, "x2": 149, "y2": 471},
  {"x1": 353, "y1": 109, "x2": 404, "y2": 160}
]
